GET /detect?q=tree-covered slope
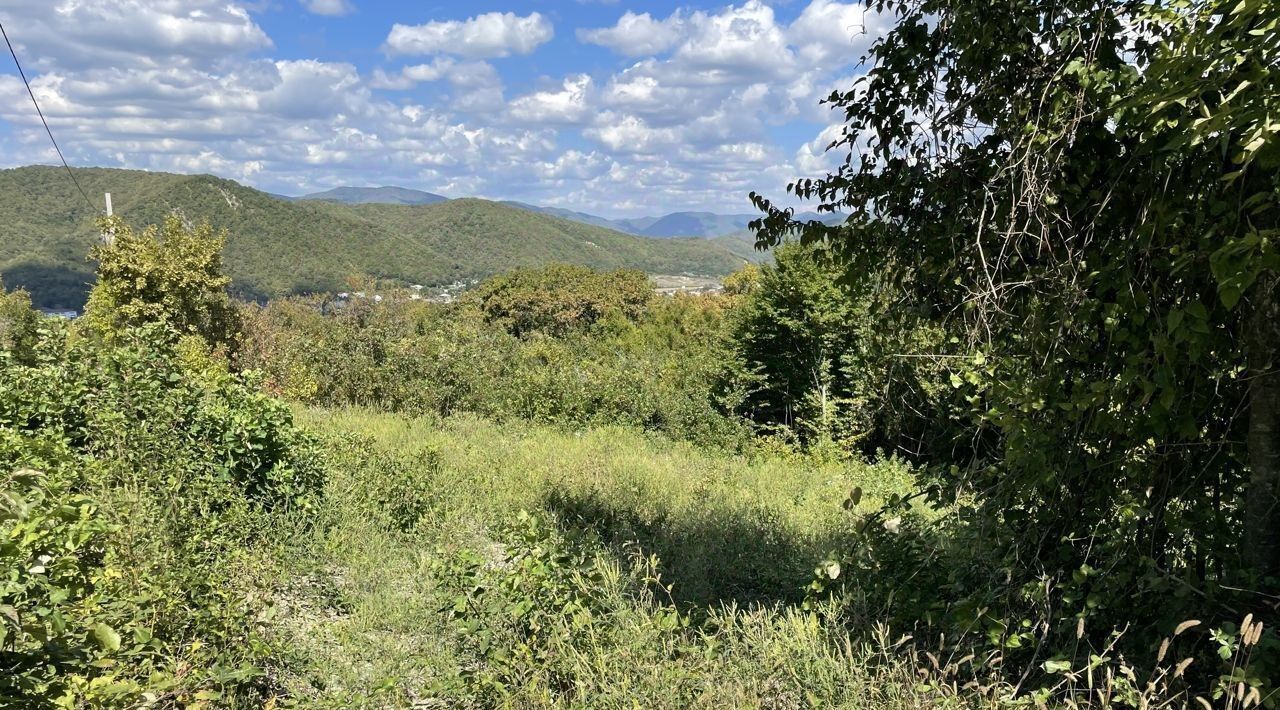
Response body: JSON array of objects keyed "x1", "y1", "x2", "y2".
[{"x1": 0, "y1": 166, "x2": 747, "y2": 308}]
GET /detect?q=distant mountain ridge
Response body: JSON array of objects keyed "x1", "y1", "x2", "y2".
[
  {"x1": 297, "y1": 185, "x2": 448, "y2": 205},
  {"x1": 292, "y1": 185, "x2": 844, "y2": 238},
  {"x1": 0, "y1": 166, "x2": 758, "y2": 310}
]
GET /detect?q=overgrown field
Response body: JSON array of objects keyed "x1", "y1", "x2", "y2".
[{"x1": 268, "y1": 409, "x2": 941, "y2": 707}]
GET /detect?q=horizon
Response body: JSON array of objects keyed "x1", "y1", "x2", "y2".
[
  {"x1": 0, "y1": 1, "x2": 883, "y2": 220},
  {"x1": 3, "y1": 162, "x2": 836, "y2": 223}
]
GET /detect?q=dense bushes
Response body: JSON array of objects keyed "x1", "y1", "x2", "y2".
[
  {"x1": 0, "y1": 279, "x2": 38, "y2": 362},
  {"x1": 470, "y1": 264, "x2": 654, "y2": 338},
  {"x1": 237, "y1": 269, "x2": 748, "y2": 448},
  {"x1": 746, "y1": 0, "x2": 1280, "y2": 702},
  {"x1": 729, "y1": 243, "x2": 952, "y2": 455},
  {"x1": 1, "y1": 290, "x2": 322, "y2": 705},
  {"x1": 84, "y1": 216, "x2": 241, "y2": 350}
]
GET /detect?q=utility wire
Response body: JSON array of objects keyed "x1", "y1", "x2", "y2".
[{"x1": 1, "y1": 20, "x2": 95, "y2": 212}]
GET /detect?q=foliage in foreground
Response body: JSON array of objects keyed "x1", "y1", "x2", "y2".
[
  {"x1": 84, "y1": 216, "x2": 242, "y2": 350},
  {"x1": 275, "y1": 408, "x2": 941, "y2": 707},
  {"x1": 749, "y1": 0, "x2": 1279, "y2": 699},
  {"x1": 274, "y1": 408, "x2": 1269, "y2": 708},
  {"x1": 1, "y1": 316, "x2": 322, "y2": 706}
]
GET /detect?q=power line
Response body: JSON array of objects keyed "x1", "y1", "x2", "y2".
[{"x1": 1, "y1": 20, "x2": 95, "y2": 212}]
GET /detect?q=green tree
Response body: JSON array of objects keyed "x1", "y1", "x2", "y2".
[
  {"x1": 469, "y1": 264, "x2": 654, "y2": 338},
  {"x1": 731, "y1": 243, "x2": 864, "y2": 443},
  {"x1": 0, "y1": 277, "x2": 39, "y2": 361},
  {"x1": 750, "y1": 0, "x2": 1279, "y2": 629},
  {"x1": 84, "y1": 215, "x2": 241, "y2": 348},
  {"x1": 730, "y1": 244, "x2": 948, "y2": 451}
]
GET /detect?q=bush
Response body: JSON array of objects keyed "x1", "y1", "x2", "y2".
[
  {"x1": 468, "y1": 263, "x2": 653, "y2": 338},
  {"x1": 0, "y1": 322, "x2": 324, "y2": 706},
  {"x1": 729, "y1": 243, "x2": 951, "y2": 455},
  {"x1": 84, "y1": 215, "x2": 241, "y2": 350},
  {"x1": 237, "y1": 274, "x2": 749, "y2": 449},
  {"x1": 0, "y1": 279, "x2": 39, "y2": 363}
]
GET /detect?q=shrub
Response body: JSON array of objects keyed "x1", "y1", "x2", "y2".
[
  {"x1": 0, "y1": 279, "x2": 39, "y2": 363},
  {"x1": 237, "y1": 276, "x2": 749, "y2": 449},
  {"x1": 467, "y1": 263, "x2": 653, "y2": 338},
  {"x1": 0, "y1": 322, "x2": 324, "y2": 706},
  {"x1": 84, "y1": 215, "x2": 241, "y2": 350}
]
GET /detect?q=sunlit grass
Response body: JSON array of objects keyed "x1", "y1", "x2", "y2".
[{"x1": 268, "y1": 407, "x2": 955, "y2": 707}]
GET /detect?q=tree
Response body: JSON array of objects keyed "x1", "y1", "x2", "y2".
[
  {"x1": 750, "y1": 0, "x2": 1279, "y2": 615},
  {"x1": 84, "y1": 216, "x2": 241, "y2": 349},
  {"x1": 730, "y1": 243, "x2": 949, "y2": 450},
  {"x1": 731, "y1": 243, "x2": 864, "y2": 443},
  {"x1": 469, "y1": 264, "x2": 653, "y2": 338},
  {"x1": 0, "y1": 277, "x2": 40, "y2": 362}
]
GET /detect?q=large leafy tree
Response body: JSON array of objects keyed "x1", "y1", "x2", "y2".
[
  {"x1": 730, "y1": 243, "x2": 949, "y2": 450},
  {"x1": 751, "y1": 0, "x2": 1279, "y2": 614},
  {"x1": 84, "y1": 215, "x2": 241, "y2": 349},
  {"x1": 468, "y1": 264, "x2": 653, "y2": 338}
]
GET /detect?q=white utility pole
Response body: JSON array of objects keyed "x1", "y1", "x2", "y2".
[{"x1": 102, "y1": 192, "x2": 115, "y2": 245}]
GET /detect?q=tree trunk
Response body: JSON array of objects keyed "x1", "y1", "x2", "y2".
[{"x1": 1247, "y1": 273, "x2": 1280, "y2": 582}]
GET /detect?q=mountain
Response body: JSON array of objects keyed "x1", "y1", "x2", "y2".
[
  {"x1": 631, "y1": 212, "x2": 760, "y2": 238},
  {"x1": 0, "y1": 166, "x2": 749, "y2": 309},
  {"x1": 507, "y1": 204, "x2": 845, "y2": 239},
  {"x1": 296, "y1": 185, "x2": 448, "y2": 205},
  {"x1": 498, "y1": 202, "x2": 624, "y2": 231},
  {"x1": 302, "y1": 185, "x2": 845, "y2": 239},
  {"x1": 499, "y1": 205, "x2": 754, "y2": 238}
]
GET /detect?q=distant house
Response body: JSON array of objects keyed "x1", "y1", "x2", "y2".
[{"x1": 38, "y1": 308, "x2": 78, "y2": 319}]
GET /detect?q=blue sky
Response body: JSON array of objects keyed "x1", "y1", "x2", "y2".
[{"x1": 0, "y1": 1, "x2": 888, "y2": 217}]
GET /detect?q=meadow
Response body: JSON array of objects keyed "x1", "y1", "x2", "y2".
[{"x1": 267, "y1": 409, "x2": 940, "y2": 708}]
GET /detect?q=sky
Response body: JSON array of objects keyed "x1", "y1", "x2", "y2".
[{"x1": 0, "y1": 1, "x2": 889, "y2": 218}]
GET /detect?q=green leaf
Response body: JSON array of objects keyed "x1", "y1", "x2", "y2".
[
  {"x1": 92, "y1": 623, "x2": 121, "y2": 652},
  {"x1": 1219, "y1": 284, "x2": 1243, "y2": 310},
  {"x1": 1043, "y1": 659, "x2": 1073, "y2": 674}
]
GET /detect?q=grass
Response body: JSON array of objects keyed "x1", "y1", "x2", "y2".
[{"x1": 263, "y1": 408, "x2": 975, "y2": 708}]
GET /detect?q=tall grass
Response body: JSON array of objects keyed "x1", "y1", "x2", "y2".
[{"x1": 267, "y1": 408, "x2": 951, "y2": 707}]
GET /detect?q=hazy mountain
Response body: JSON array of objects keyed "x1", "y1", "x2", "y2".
[
  {"x1": 0, "y1": 166, "x2": 749, "y2": 309},
  {"x1": 498, "y1": 202, "x2": 624, "y2": 231},
  {"x1": 296, "y1": 185, "x2": 449, "y2": 205},
  {"x1": 507, "y1": 204, "x2": 845, "y2": 238},
  {"x1": 297, "y1": 185, "x2": 846, "y2": 239}
]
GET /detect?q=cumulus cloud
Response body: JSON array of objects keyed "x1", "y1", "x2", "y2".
[
  {"x1": 385, "y1": 12, "x2": 554, "y2": 59},
  {"x1": 0, "y1": 0, "x2": 271, "y2": 71},
  {"x1": 301, "y1": 0, "x2": 354, "y2": 16},
  {"x1": 0, "y1": 0, "x2": 892, "y2": 216},
  {"x1": 789, "y1": 0, "x2": 886, "y2": 63},
  {"x1": 577, "y1": 12, "x2": 686, "y2": 56},
  {"x1": 509, "y1": 75, "x2": 593, "y2": 125}
]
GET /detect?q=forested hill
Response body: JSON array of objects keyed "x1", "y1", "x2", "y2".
[{"x1": 0, "y1": 166, "x2": 752, "y2": 308}]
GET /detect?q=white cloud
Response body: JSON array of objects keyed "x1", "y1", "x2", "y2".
[
  {"x1": 0, "y1": 0, "x2": 271, "y2": 71},
  {"x1": 672, "y1": 1, "x2": 794, "y2": 80},
  {"x1": 584, "y1": 113, "x2": 680, "y2": 154},
  {"x1": 371, "y1": 58, "x2": 458, "y2": 89},
  {"x1": 577, "y1": 12, "x2": 686, "y2": 56},
  {"x1": 795, "y1": 123, "x2": 848, "y2": 175},
  {"x1": 0, "y1": 0, "x2": 892, "y2": 217},
  {"x1": 385, "y1": 12, "x2": 554, "y2": 59},
  {"x1": 301, "y1": 0, "x2": 354, "y2": 16},
  {"x1": 788, "y1": 0, "x2": 886, "y2": 63},
  {"x1": 509, "y1": 75, "x2": 593, "y2": 125}
]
